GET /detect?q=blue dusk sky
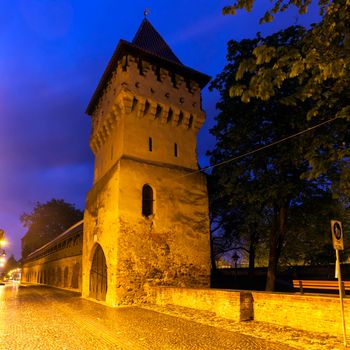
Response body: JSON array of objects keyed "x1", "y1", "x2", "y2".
[{"x1": 0, "y1": 1, "x2": 320, "y2": 259}]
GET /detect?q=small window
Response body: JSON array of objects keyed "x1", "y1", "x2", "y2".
[
  {"x1": 155, "y1": 105, "x2": 162, "y2": 119},
  {"x1": 142, "y1": 185, "x2": 154, "y2": 217},
  {"x1": 138, "y1": 58, "x2": 144, "y2": 75},
  {"x1": 186, "y1": 79, "x2": 193, "y2": 93},
  {"x1": 174, "y1": 143, "x2": 178, "y2": 157},
  {"x1": 144, "y1": 100, "x2": 150, "y2": 116},
  {"x1": 155, "y1": 65, "x2": 161, "y2": 81},
  {"x1": 177, "y1": 111, "x2": 184, "y2": 126},
  {"x1": 171, "y1": 72, "x2": 177, "y2": 88},
  {"x1": 188, "y1": 114, "x2": 194, "y2": 129},
  {"x1": 167, "y1": 108, "x2": 173, "y2": 123},
  {"x1": 122, "y1": 55, "x2": 128, "y2": 71},
  {"x1": 149, "y1": 137, "x2": 153, "y2": 152},
  {"x1": 131, "y1": 97, "x2": 138, "y2": 112}
]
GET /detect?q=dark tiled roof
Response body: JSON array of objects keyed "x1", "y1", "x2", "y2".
[
  {"x1": 132, "y1": 19, "x2": 182, "y2": 65},
  {"x1": 86, "y1": 19, "x2": 211, "y2": 116}
]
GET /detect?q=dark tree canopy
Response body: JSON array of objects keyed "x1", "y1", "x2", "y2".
[
  {"x1": 21, "y1": 199, "x2": 83, "y2": 259},
  {"x1": 3, "y1": 254, "x2": 18, "y2": 274},
  {"x1": 208, "y1": 25, "x2": 349, "y2": 290},
  {"x1": 222, "y1": 0, "x2": 350, "y2": 197}
]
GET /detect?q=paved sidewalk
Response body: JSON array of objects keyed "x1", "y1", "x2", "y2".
[
  {"x1": 143, "y1": 303, "x2": 345, "y2": 350},
  {"x1": 0, "y1": 284, "x2": 298, "y2": 350}
]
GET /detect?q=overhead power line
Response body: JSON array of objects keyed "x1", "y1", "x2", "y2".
[{"x1": 176, "y1": 116, "x2": 339, "y2": 180}]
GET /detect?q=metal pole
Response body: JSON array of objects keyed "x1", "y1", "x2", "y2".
[
  {"x1": 235, "y1": 261, "x2": 237, "y2": 282},
  {"x1": 336, "y1": 249, "x2": 347, "y2": 347}
]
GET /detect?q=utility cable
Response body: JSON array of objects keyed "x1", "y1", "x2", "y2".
[{"x1": 174, "y1": 116, "x2": 339, "y2": 180}]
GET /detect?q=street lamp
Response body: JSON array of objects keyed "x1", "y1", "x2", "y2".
[
  {"x1": 0, "y1": 230, "x2": 7, "y2": 280},
  {"x1": 232, "y1": 252, "x2": 239, "y2": 284},
  {"x1": 0, "y1": 229, "x2": 6, "y2": 251},
  {"x1": 0, "y1": 229, "x2": 4, "y2": 242}
]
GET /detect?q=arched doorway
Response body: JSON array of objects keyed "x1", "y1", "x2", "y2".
[{"x1": 89, "y1": 244, "x2": 107, "y2": 301}]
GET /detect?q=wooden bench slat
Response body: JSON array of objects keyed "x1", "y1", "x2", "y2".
[
  {"x1": 292, "y1": 280, "x2": 350, "y2": 286},
  {"x1": 292, "y1": 279, "x2": 350, "y2": 293},
  {"x1": 294, "y1": 283, "x2": 342, "y2": 287}
]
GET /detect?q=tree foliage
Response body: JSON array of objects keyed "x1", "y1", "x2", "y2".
[
  {"x1": 21, "y1": 199, "x2": 83, "y2": 259},
  {"x1": 209, "y1": 25, "x2": 349, "y2": 290},
  {"x1": 222, "y1": 0, "x2": 350, "y2": 195},
  {"x1": 3, "y1": 254, "x2": 18, "y2": 273},
  {"x1": 280, "y1": 188, "x2": 350, "y2": 265}
]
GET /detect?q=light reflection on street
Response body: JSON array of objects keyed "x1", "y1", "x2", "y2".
[
  {"x1": 0, "y1": 283, "x2": 5, "y2": 338},
  {"x1": 0, "y1": 285, "x2": 295, "y2": 350}
]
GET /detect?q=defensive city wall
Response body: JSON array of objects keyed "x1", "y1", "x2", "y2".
[
  {"x1": 21, "y1": 239, "x2": 350, "y2": 339},
  {"x1": 21, "y1": 220, "x2": 83, "y2": 291},
  {"x1": 22, "y1": 229, "x2": 350, "y2": 339},
  {"x1": 148, "y1": 286, "x2": 350, "y2": 337}
]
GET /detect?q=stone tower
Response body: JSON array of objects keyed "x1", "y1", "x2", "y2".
[{"x1": 82, "y1": 19, "x2": 211, "y2": 306}]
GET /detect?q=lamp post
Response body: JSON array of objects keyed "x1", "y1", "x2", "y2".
[
  {"x1": 0, "y1": 229, "x2": 6, "y2": 272},
  {"x1": 0, "y1": 229, "x2": 4, "y2": 248},
  {"x1": 0, "y1": 250, "x2": 6, "y2": 269},
  {"x1": 232, "y1": 252, "x2": 239, "y2": 285}
]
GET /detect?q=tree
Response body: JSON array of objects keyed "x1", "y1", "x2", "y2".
[
  {"x1": 280, "y1": 186, "x2": 350, "y2": 265},
  {"x1": 4, "y1": 254, "x2": 18, "y2": 272},
  {"x1": 21, "y1": 199, "x2": 83, "y2": 259},
  {"x1": 222, "y1": 0, "x2": 350, "y2": 197},
  {"x1": 208, "y1": 26, "x2": 338, "y2": 290},
  {"x1": 208, "y1": 172, "x2": 269, "y2": 277}
]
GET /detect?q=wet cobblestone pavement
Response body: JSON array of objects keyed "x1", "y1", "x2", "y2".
[{"x1": 0, "y1": 284, "x2": 340, "y2": 349}]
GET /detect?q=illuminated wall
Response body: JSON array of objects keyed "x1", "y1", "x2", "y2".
[
  {"x1": 82, "y1": 20, "x2": 211, "y2": 306},
  {"x1": 21, "y1": 221, "x2": 83, "y2": 291}
]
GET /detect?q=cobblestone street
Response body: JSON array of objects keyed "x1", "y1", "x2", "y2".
[{"x1": 0, "y1": 284, "x2": 300, "y2": 350}]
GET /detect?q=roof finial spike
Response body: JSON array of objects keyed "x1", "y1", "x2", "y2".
[{"x1": 144, "y1": 8, "x2": 150, "y2": 18}]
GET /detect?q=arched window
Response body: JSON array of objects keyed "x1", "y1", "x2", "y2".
[{"x1": 142, "y1": 184, "x2": 154, "y2": 217}]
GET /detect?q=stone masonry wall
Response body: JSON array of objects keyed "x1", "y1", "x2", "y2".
[
  {"x1": 149, "y1": 287, "x2": 253, "y2": 322},
  {"x1": 115, "y1": 158, "x2": 211, "y2": 305},
  {"x1": 82, "y1": 162, "x2": 121, "y2": 306},
  {"x1": 22, "y1": 255, "x2": 82, "y2": 292},
  {"x1": 21, "y1": 222, "x2": 83, "y2": 292},
  {"x1": 83, "y1": 157, "x2": 211, "y2": 307},
  {"x1": 252, "y1": 291, "x2": 350, "y2": 336},
  {"x1": 148, "y1": 287, "x2": 350, "y2": 337}
]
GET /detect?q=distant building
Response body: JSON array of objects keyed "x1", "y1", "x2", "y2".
[{"x1": 21, "y1": 19, "x2": 211, "y2": 307}]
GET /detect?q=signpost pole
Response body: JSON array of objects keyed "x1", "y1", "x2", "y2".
[
  {"x1": 331, "y1": 220, "x2": 347, "y2": 347},
  {"x1": 336, "y1": 248, "x2": 347, "y2": 347}
]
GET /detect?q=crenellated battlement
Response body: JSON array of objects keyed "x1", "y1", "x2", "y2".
[{"x1": 89, "y1": 55, "x2": 205, "y2": 154}]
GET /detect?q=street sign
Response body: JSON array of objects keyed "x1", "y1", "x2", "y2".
[{"x1": 331, "y1": 220, "x2": 344, "y2": 251}]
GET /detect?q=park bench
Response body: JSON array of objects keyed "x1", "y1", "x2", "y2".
[{"x1": 293, "y1": 279, "x2": 350, "y2": 294}]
